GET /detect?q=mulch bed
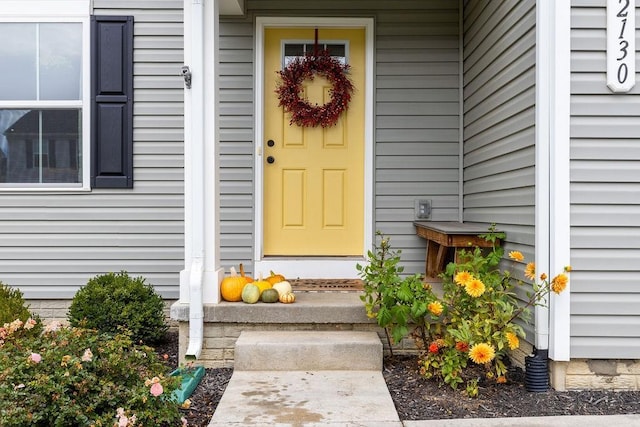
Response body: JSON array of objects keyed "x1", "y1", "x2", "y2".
[{"x1": 155, "y1": 331, "x2": 640, "y2": 427}]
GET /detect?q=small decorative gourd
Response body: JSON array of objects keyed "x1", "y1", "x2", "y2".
[
  {"x1": 261, "y1": 288, "x2": 280, "y2": 303},
  {"x1": 241, "y1": 283, "x2": 260, "y2": 304},
  {"x1": 266, "y1": 270, "x2": 286, "y2": 285},
  {"x1": 220, "y1": 266, "x2": 252, "y2": 302},
  {"x1": 279, "y1": 292, "x2": 296, "y2": 304},
  {"x1": 272, "y1": 280, "x2": 292, "y2": 297}
]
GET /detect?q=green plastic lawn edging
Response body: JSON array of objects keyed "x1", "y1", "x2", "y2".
[{"x1": 170, "y1": 366, "x2": 205, "y2": 404}]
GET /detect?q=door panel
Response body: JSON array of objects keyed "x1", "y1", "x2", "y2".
[{"x1": 263, "y1": 28, "x2": 365, "y2": 256}]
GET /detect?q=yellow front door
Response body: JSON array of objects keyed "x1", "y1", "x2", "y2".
[{"x1": 263, "y1": 28, "x2": 365, "y2": 256}]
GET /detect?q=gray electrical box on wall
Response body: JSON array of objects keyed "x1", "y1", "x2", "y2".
[{"x1": 415, "y1": 199, "x2": 432, "y2": 220}]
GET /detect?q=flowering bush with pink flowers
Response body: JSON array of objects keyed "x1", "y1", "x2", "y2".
[{"x1": 0, "y1": 318, "x2": 183, "y2": 426}]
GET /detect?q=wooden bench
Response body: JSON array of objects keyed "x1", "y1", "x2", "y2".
[{"x1": 413, "y1": 221, "x2": 501, "y2": 279}]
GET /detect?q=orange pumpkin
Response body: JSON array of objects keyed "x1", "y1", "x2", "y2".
[
  {"x1": 220, "y1": 266, "x2": 252, "y2": 302},
  {"x1": 266, "y1": 270, "x2": 285, "y2": 285},
  {"x1": 239, "y1": 263, "x2": 253, "y2": 283}
]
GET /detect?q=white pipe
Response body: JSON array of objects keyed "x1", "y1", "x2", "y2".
[
  {"x1": 185, "y1": 259, "x2": 204, "y2": 359},
  {"x1": 457, "y1": 0, "x2": 464, "y2": 223},
  {"x1": 185, "y1": 0, "x2": 205, "y2": 360},
  {"x1": 535, "y1": 0, "x2": 551, "y2": 351}
]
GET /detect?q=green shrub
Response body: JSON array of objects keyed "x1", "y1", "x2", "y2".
[
  {"x1": 0, "y1": 321, "x2": 183, "y2": 426},
  {"x1": 68, "y1": 272, "x2": 168, "y2": 344},
  {"x1": 357, "y1": 232, "x2": 428, "y2": 353},
  {"x1": 0, "y1": 282, "x2": 41, "y2": 335}
]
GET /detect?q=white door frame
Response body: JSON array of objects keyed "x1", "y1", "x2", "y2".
[{"x1": 253, "y1": 17, "x2": 374, "y2": 279}]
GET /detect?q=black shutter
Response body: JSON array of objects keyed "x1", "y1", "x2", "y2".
[{"x1": 91, "y1": 15, "x2": 134, "y2": 188}]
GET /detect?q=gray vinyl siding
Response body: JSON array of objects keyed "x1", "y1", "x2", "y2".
[
  {"x1": 462, "y1": 1, "x2": 537, "y2": 336},
  {"x1": 220, "y1": 0, "x2": 462, "y2": 276},
  {"x1": 462, "y1": 0, "x2": 536, "y2": 251},
  {"x1": 0, "y1": 1, "x2": 185, "y2": 299},
  {"x1": 374, "y1": 2, "x2": 461, "y2": 276},
  {"x1": 219, "y1": 20, "x2": 255, "y2": 269},
  {"x1": 570, "y1": 1, "x2": 640, "y2": 359}
]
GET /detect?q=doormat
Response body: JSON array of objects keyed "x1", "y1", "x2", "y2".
[{"x1": 290, "y1": 279, "x2": 364, "y2": 292}]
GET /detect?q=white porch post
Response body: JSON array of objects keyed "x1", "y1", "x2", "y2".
[
  {"x1": 548, "y1": 0, "x2": 571, "y2": 362},
  {"x1": 180, "y1": 0, "x2": 223, "y2": 360},
  {"x1": 535, "y1": 0, "x2": 571, "y2": 361},
  {"x1": 203, "y1": 0, "x2": 224, "y2": 303}
]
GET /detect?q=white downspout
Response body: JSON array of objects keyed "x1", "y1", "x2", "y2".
[
  {"x1": 185, "y1": 0, "x2": 205, "y2": 360},
  {"x1": 458, "y1": 0, "x2": 464, "y2": 223},
  {"x1": 535, "y1": 0, "x2": 551, "y2": 352},
  {"x1": 536, "y1": 0, "x2": 571, "y2": 361}
]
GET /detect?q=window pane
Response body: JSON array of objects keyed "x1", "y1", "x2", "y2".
[
  {"x1": 0, "y1": 109, "x2": 81, "y2": 184},
  {"x1": 0, "y1": 24, "x2": 37, "y2": 100},
  {"x1": 40, "y1": 23, "x2": 82, "y2": 100},
  {"x1": 284, "y1": 43, "x2": 305, "y2": 67},
  {"x1": 326, "y1": 44, "x2": 345, "y2": 58},
  {"x1": 284, "y1": 43, "x2": 304, "y2": 57}
]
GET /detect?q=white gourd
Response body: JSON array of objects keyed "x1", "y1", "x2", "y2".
[{"x1": 272, "y1": 280, "x2": 292, "y2": 297}]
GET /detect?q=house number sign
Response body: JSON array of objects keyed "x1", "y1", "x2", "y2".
[{"x1": 607, "y1": 0, "x2": 636, "y2": 92}]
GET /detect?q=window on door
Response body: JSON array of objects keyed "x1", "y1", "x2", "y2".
[{"x1": 283, "y1": 42, "x2": 348, "y2": 67}]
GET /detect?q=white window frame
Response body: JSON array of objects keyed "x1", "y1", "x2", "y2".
[{"x1": 0, "y1": 1, "x2": 91, "y2": 191}]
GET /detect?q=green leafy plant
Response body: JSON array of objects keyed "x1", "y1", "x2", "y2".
[
  {"x1": 359, "y1": 227, "x2": 570, "y2": 397},
  {"x1": 357, "y1": 232, "x2": 433, "y2": 355},
  {"x1": 0, "y1": 320, "x2": 184, "y2": 426},
  {"x1": 68, "y1": 272, "x2": 168, "y2": 344}
]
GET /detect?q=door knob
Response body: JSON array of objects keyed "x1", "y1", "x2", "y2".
[{"x1": 267, "y1": 156, "x2": 275, "y2": 164}]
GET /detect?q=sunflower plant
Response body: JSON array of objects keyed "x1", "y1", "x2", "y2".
[{"x1": 359, "y1": 227, "x2": 570, "y2": 397}]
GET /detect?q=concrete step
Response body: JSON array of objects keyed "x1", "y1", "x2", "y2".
[{"x1": 234, "y1": 330, "x2": 382, "y2": 371}]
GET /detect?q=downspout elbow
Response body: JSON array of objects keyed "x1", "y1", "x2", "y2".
[{"x1": 185, "y1": 259, "x2": 204, "y2": 360}]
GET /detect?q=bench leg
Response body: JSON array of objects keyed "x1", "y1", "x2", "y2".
[{"x1": 426, "y1": 241, "x2": 448, "y2": 278}]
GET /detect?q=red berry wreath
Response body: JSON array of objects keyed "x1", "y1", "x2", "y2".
[{"x1": 276, "y1": 51, "x2": 354, "y2": 128}]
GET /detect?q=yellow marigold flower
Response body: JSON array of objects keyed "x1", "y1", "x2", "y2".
[
  {"x1": 524, "y1": 262, "x2": 536, "y2": 280},
  {"x1": 469, "y1": 343, "x2": 495, "y2": 364},
  {"x1": 564, "y1": 265, "x2": 572, "y2": 272},
  {"x1": 540, "y1": 273, "x2": 547, "y2": 281},
  {"x1": 496, "y1": 375, "x2": 507, "y2": 384},
  {"x1": 454, "y1": 271, "x2": 473, "y2": 286},
  {"x1": 427, "y1": 301, "x2": 443, "y2": 316},
  {"x1": 508, "y1": 251, "x2": 524, "y2": 261},
  {"x1": 551, "y1": 273, "x2": 569, "y2": 294},
  {"x1": 506, "y1": 332, "x2": 520, "y2": 350},
  {"x1": 464, "y1": 278, "x2": 486, "y2": 297}
]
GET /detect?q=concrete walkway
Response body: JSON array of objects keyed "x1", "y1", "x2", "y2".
[
  {"x1": 405, "y1": 414, "x2": 640, "y2": 426},
  {"x1": 208, "y1": 370, "x2": 402, "y2": 426},
  {"x1": 208, "y1": 371, "x2": 640, "y2": 426}
]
